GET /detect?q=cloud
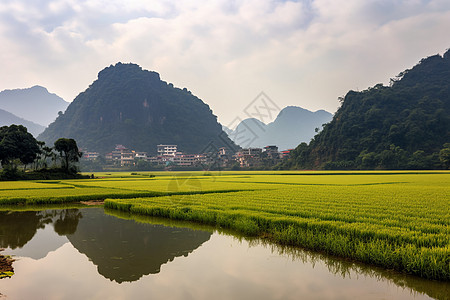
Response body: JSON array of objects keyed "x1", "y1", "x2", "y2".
[{"x1": 0, "y1": 0, "x2": 449, "y2": 124}]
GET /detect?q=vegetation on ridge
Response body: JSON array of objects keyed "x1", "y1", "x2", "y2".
[{"x1": 282, "y1": 49, "x2": 450, "y2": 170}]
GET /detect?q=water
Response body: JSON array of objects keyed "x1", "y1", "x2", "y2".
[{"x1": 0, "y1": 208, "x2": 447, "y2": 300}]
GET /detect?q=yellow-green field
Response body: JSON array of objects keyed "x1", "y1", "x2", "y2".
[{"x1": 1, "y1": 171, "x2": 449, "y2": 280}]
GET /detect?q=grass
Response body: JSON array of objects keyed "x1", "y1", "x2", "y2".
[
  {"x1": 1, "y1": 170, "x2": 449, "y2": 280},
  {"x1": 0, "y1": 271, "x2": 14, "y2": 279},
  {"x1": 0, "y1": 174, "x2": 257, "y2": 205}
]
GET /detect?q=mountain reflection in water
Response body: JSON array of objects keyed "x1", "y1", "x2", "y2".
[
  {"x1": 0, "y1": 208, "x2": 448, "y2": 300},
  {"x1": 66, "y1": 208, "x2": 212, "y2": 283},
  {"x1": 0, "y1": 208, "x2": 212, "y2": 283}
]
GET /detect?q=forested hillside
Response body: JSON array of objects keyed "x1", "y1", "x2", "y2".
[
  {"x1": 284, "y1": 49, "x2": 450, "y2": 170},
  {"x1": 39, "y1": 63, "x2": 236, "y2": 155}
]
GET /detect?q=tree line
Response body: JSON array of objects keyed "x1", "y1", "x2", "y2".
[{"x1": 0, "y1": 124, "x2": 83, "y2": 180}]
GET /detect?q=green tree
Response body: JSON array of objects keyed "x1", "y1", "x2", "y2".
[
  {"x1": 439, "y1": 143, "x2": 450, "y2": 169},
  {"x1": 407, "y1": 150, "x2": 430, "y2": 169},
  {"x1": 0, "y1": 125, "x2": 40, "y2": 169},
  {"x1": 54, "y1": 138, "x2": 82, "y2": 173},
  {"x1": 292, "y1": 142, "x2": 311, "y2": 169},
  {"x1": 34, "y1": 141, "x2": 54, "y2": 170},
  {"x1": 358, "y1": 151, "x2": 378, "y2": 169}
]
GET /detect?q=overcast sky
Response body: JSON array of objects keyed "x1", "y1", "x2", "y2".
[{"x1": 1, "y1": 0, "x2": 450, "y2": 125}]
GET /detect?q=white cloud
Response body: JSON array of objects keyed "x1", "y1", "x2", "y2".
[{"x1": 0, "y1": 0, "x2": 449, "y2": 124}]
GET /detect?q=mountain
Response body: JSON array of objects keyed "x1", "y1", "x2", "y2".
[
  {"x1": 222, "y1": 125, "x2": 233, "y2": 136},
  {"x1": 285, "y1": 49, "x2": 450, "y2": 170},
  {"x1": 38, "y1": 63, "x2": 236, "y2": 155},
  {"x1": 0, "y1": 108, "x2": 45, "y2": 136},
  {"x1": 229, "y1": 118, "x2": 267, "y2": 148},
  {"x1": 227, "y1": 106, "x2": 332, "y2": 150},
  {"x1": 0, "y1": 85, "x2": 69, "y2": 127}
]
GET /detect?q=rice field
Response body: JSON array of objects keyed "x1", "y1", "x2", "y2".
[
  {"x1": 1, "y1": 171, "x2": 449, "y2": 280},
  {"x1": 0, "y1": 173, "x2": 257, "y2": 205}
]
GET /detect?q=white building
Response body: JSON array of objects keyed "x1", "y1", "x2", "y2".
[{"x1": 157, "y1": 144, "x2": 177, "y2": 156}]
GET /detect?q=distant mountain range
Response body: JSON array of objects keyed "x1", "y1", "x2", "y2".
[
  {"x1": 39, "y1": 63, "x2": 237, "y2": 154},
  {"x1": 0, "y1": 108, "x2": 45, "y2": 137},
  {"x1": 225, "y1": 106, "x2": 332, "y2": 150},
  {"x1": 0, "y1": 85, "x2": 69, "y2": 127}
]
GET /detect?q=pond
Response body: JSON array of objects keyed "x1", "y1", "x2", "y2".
[{"x1": 0, "y1": 207, "x2": 447, "y2": 300}]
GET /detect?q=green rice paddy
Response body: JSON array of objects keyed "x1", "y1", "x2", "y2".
[{"x1": 1, "y1": 171, "x2": 449, "y2": 280}]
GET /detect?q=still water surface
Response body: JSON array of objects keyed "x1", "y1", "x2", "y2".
[{"x1": 0, "y1": 208, "x2": 447, "y2": 300}]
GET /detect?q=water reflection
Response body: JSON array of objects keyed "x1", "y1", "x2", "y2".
[
  {"x1": 0, "y1": 208, "x2": 448, "y2": 300},
  {"x1": 0, "y1": 209, "x2": 82, "y2": 260},
  {"x1": 66, "y1": 208, "x2": 212, "y2": 282},
  {"x1": 54, "y1": 209, "x2": 83, "y2": 236},
  {"x1": 0, "y1": 208, "x2": 212, "y2": 283},
  {"x1": 0, "y1": 210, "x2": 52, "y2": 249},
  {"x1": 249, "y1": 241, "x2": 449, "y2": 300}
]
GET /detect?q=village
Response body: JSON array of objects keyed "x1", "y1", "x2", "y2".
[{"x1": 82, "y1": 144, "x2": 293, "y2": 169}]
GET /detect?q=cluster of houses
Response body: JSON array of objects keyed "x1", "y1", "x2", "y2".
[{"x1": 82, "y1": 144, "x2": 293, "y2": 168}]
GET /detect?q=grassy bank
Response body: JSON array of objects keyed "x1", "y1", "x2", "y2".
[{"x1": 1, "y1": 171, "x2": 449, "y2": 280}]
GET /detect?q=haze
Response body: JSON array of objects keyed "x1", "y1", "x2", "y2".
[{"x1": 1, "y1": 0, "x2": 449, "y2": 124}]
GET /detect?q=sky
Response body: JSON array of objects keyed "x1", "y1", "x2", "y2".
[{"x1": 1, "y1": 0, "x2": 450, "y2": 125}]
